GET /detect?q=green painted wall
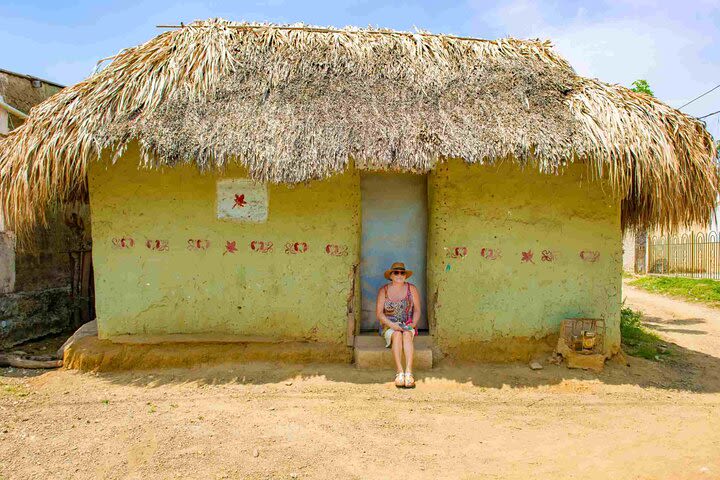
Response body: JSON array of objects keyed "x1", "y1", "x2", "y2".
[
  {"x1": 89, "y1": 145, "x2": 361, "y2": 343},
  {"x1": 428, "y1": 160, "x2": 621, "y2": 358},
  {"x1": 89, "y1": 148, "x2": 621, "y2": 359}
]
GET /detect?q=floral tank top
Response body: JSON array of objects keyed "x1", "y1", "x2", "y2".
[{"x1": 379, "y1": 283, "x2": 414, "y2": 334}]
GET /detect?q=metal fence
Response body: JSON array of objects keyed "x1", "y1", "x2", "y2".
[{"x1": 647, "y1": 231, "x2": 720, "y2": 279}]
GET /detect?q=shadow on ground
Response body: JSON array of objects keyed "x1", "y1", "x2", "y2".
[
  {"x1": 3, "y1": 342, "x2": 717, "y2": 394},
  {"x1": 643, "y1": 315, "x2": 709, "y2": 335},
  {"x1": 4, "y1": 320, "x2": 720, "y2": 394}
]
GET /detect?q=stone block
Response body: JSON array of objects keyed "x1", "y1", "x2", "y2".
[
  {"x1": 0, "y1": 287, "x2": 77, "y2": 348},
  {"x1": 353, "y1": 335, "x2": 433, "y2": 370}
]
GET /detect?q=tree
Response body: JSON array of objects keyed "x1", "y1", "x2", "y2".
[{"x1": 631, "y1": 79, "x2": 654, "y2": 97}]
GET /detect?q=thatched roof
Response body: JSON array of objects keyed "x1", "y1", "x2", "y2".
[{"x1": 1, "y1": 18, "x2": 717, "y2": 237}]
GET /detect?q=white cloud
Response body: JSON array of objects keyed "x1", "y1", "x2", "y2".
[{"x1": 469, "y1": 0, "x2": 720, "y2": 138}]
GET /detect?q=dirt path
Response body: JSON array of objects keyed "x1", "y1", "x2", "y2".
[
  {"x1": 2, "y1": 357, "x2": 720, "y2": 480},
  {"x1": 3, "y1": 287, "x2": 720, "y2": 479},
  {"x1": 623, "y1": 281, "x2": 720, "y2": 358}
]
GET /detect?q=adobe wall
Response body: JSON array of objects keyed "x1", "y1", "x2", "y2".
[
  {"x1": 0, "y1": 71, "x2": 88, "y2": 348},
  {"x1": 0, "y1": 207, "x2": 89, "y2": 348},
  {"x1": 427, "y1": 160, "x2": 622, "y2": 360},
  {"x1": 89, "y1": 149, "x2": 621, "y2": 361},
  {"x1": 88, "y1": 145, "x2": 361, "y2": 344},
  {"x1": 0, "y1": 70, "x2": 62, "y2": 129}
]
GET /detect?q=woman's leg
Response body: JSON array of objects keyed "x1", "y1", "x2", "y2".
[
  {"x1": 402, "y1": 331, "x2": 414, "y2": 373},
  {"x1": 391, "y1": 331, "x2": 404, "y2": 373}
]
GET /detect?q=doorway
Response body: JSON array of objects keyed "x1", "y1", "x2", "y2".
[{"x1": 359, "y1": 173, "x2": 428, "y2": 333}]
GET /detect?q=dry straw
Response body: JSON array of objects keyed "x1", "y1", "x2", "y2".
[{"x1": 1, "y1": 18, "x2": 717, "y2": 239}]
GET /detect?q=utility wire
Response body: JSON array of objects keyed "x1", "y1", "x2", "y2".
[
  {"x1": 679, "y1": 83, "x2": 720, "y2": 110},
  {"x1": 698, "y1": 109, "x2": 720, "y2": 120}
]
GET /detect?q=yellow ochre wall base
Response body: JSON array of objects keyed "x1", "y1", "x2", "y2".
[
  {"x1": 428, "y1": 160, "x2": 621, "y2": 361},
  {"x1": 63, "y1": 336, "x2": 351, "y2": 372}
]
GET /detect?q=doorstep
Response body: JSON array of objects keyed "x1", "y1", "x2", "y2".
[{"x1": 353, "y1": 334, "x2": 433, "y2": 370}]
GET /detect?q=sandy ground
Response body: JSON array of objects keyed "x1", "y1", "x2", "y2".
[{"x1": 2, "y1": 287, "x2": 720, "y2": 479}]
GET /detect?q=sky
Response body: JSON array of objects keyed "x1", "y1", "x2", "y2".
[{"x1": 1, "y1": 0, "x2": 719, "y2": 140}]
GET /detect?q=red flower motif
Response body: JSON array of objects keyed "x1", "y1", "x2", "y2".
[
  {"x1": 232, "y1": 194, "x2": 246, "y2": 208},
  {"x1": 224, "y1": 240, "x2": 238, "y2": 255},
  {"x1": 521, "y1": 250, "x2": 534, "y2": 264}
]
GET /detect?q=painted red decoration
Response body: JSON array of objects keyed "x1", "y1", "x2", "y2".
[
  {"x1": 446, "y1": 246, "x2": 468, "y2": 259},
  {"x1": 521, "y1": 250, "x2": 535, "y2": 264},
  {"x1": 541, "y1": 250, "x2": 556, "y2": 262},
  {"x1": 325, "y1": 244, "x2": 349, "y2": 257},
  {"x1": 112, "y1": 237, "x2": 135, "y2": 249},
  {"x1": 480, "y1": 248, "x2": 501, "y2": 260},
  {"x1": 224, "y1": 240, "x2": 238, "y2": 255},
  {"x1": 232, "y1": 193, "x2": 247, "y2": 208},
  {"x1": 250, "y1": 241, "x2": 274, "y2": 253},
  {"x1": 285, "y1": 242, "x2": 308, "y2": 254},
  {"x1": 187, "y1": 239, "x2": 210, "y2": 251},
  {"x1": 580, "y1": 250, "x2": 600, "y2": 263},
  {"x1": 145, "y1": 239, "x2": 169, "y2": 251}
]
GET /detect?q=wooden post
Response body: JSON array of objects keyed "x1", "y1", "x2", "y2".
[
  {"x1": 346, "y1": 263, "x2": 358, "y2": 347},
  {"x1": 346, "y1": 313, "x2": 355, "y2": 347},
  {"x1": 666, "y1": 234, "x2": 671, "y2": 274}
]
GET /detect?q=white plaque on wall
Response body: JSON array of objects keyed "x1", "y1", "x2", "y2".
[{"x1": 216, "y1": 179, "x2": 268, "y2": 222}]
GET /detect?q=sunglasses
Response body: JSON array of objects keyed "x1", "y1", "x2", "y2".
[{"x1": 391, "y1": 270, "x2": 406, "y2": 275}]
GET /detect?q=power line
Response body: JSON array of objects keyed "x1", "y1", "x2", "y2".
[
  {"x1": 698, "y1": 109, "x2": 720, "y2": 120},
  {"x1": 679, "y1": 82, "x2": 720, "y2": 110}
]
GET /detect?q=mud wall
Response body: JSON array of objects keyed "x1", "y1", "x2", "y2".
[
  {"x1": 0, "y1": 204, "x2": 89, "y2": 348},
  {"x1": 88, "y1": 145, "x2": 361, "y2": 343},
  {"x1": 0, "y1": 70, "x2": 62, "y2": 129},
  {"x1": 0, "y1": 71, "x2": 85, "y2": 349},
  {"x1": 427, "y1": 160, "x2": 622, "y2": 360},
  {"x1": 89, "y1": 149, "x2": 621, "y2": 358},
  {"x1": 622, "y1": 230, "x2": 636, "y2": 272}
]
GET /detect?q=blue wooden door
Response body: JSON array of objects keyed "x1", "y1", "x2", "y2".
[{"x1": 360, "y1": 173, "x2": 428, "y2": 332}]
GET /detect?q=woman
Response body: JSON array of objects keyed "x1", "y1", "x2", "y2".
[{"x1": 376, "y1": 262, "x2": 422, "y2": 388}]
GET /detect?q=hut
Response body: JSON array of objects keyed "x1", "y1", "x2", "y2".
[
  {"x1": 1, "y1": 19, "x2": 717, "y2": 368},
  {"x1": 0, "y1": 69, "x2": 92, "y2": 350}
]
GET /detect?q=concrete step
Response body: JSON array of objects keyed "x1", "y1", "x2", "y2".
[{"x1": 353, "y1": 334, "x2": 433, "y2": 370}]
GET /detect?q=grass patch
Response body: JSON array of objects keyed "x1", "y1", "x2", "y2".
[
  {"x1": 629, "y1": 276, "x2": 720, "y2": 306},
  {"x1": 0, "y1": 382, "x2": 30, "y2": 397},
  {"x1": 621, "y1": 306, "x2": 670, "y2": 360}
]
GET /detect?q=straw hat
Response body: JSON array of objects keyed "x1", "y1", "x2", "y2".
[{"x1": 384, "y1": 262, "x2": 413, "y2": 280}]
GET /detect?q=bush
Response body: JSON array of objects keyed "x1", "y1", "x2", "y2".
[
  {"x1": 620, "y1": 306, "x2": 643, "y2": 334},
  {"x1": 620, "y1": 305, "x2": 669, "y2": 360}
]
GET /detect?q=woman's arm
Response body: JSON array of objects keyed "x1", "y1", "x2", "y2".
[{"x1": 410, "y1": 284, "x2": 422, "y2": 328}]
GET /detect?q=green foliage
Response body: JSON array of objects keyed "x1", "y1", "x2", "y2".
[
  {"x1": 620, "y1": 305, "x2": 643, "y2": 331},
  {"x1": 0, "y1": 382, "x2": 29, "y2": 397},
  {"x1": 631, "y1": 79, "x2": 654, "y2": 97},
  {"x1": 620, "y1": 306, "x2": 668, "y2": 360},
  {"x1": 630, "y1": 276, "x2": 720, "y2": 305}
]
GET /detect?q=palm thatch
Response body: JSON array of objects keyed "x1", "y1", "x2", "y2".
[{"x1": 1, "y1": 18, "x2": 717, "y2": 238}]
